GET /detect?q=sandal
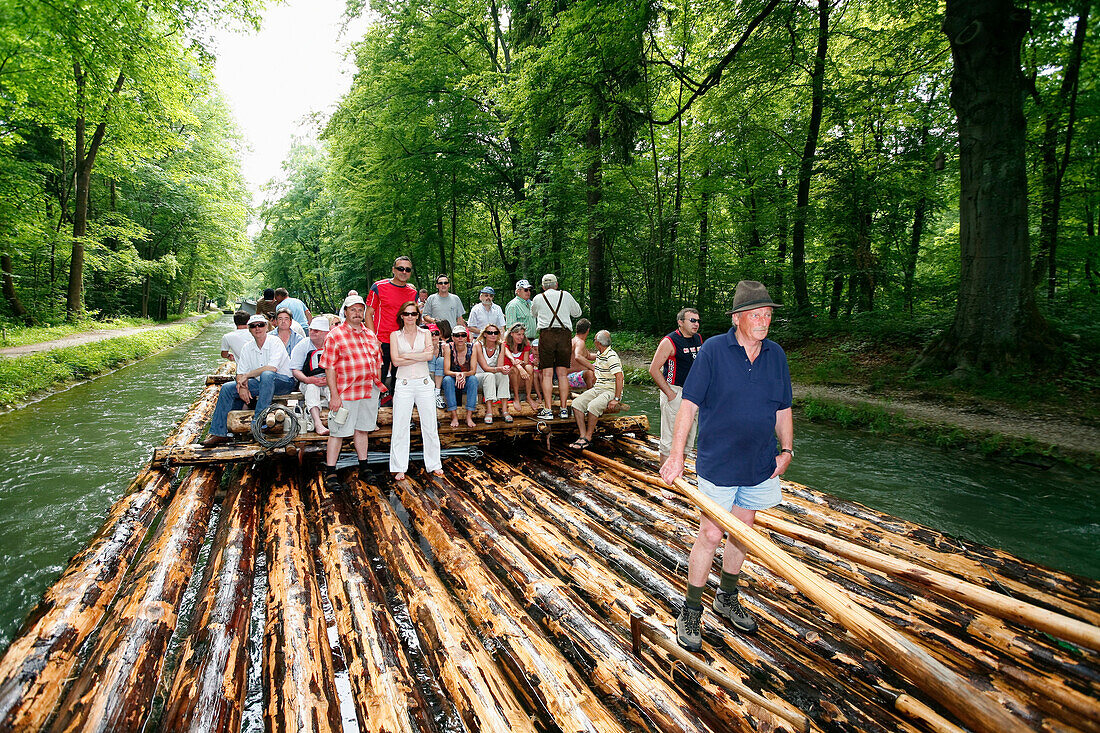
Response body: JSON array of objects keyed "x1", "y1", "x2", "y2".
[
  {"x1": 503, "y1": 414, "x2": 513, "y2": 423},
  {"x1": 485, "y1": 414, "x2": 493, "y2": 424},
  {"x1": 569, "y1": 438, "x2": 590, "y2": 450},
  {"x1": 394, "y1": 472, "x2": 407, "y2": 482}
]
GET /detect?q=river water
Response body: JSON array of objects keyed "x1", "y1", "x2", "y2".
[{"x1": 0, "y1": 317, "x2": 1097, "y2": 651}]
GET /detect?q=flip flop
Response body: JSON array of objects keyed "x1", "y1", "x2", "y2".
[{"x1": 569, "y1": 438, "x2": 590, "y2": 450}]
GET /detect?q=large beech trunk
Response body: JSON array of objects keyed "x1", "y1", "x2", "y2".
[
  {"x1": 355, "y1": 478, "x2": 537, "y2": 733},
  {"x1": 306, "y1": 471, "x2": 439, "y2": 733},
  {"x1": 161, "y1": 468, "x2": 261, "y2": 733},
  {"x1": 263, "y1": 470, "x2": 342, "y2": 733},
  {"x1": 0, "y1": 376, "x2": 224, "y2": 732},
  {"x1": 393, "y1": 475, "x2": 629, "y2": 733},
  {"x1": 51, "y1": 468, "x2": 222, "y2": 732}
]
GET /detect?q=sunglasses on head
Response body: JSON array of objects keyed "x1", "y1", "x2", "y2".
[{"x1": 394, "y1": 265, "x2": 412, "y2": 273}]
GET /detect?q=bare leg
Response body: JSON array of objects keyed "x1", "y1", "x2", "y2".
[
  {"x1": 687, "y1": 515, "x2": 726, "y2": 587},
  {"x1": 449, "y1": 410, "x2": 459, "y2": 428},
  {"x1": 573, "y1": 406, "x2": 586, "y2": 434},
  {"x1": 720, "y1": 507, "x2": 756, "y2": 574},
  {"x1": 585, "y1": 411, "x2": 599, "y2": 440},
  {"x1": 352, "y1": 430, "x2": 370, "y2": 460},
  {"x1": 556, "y1": 366, "x2": 570, "y2": 411},
  {"x1": 541, "y1": 368, "x2": 554, "y2": 410},
  {"x1": 310, "y1": 406, "x2": 328, "y2": 436},
  {"x1": 326, "y1": 436, "x2": 342, "y2": 467}
]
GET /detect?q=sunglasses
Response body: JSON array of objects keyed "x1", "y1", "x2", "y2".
[
  {"x1": 249, "y1": 324, "x2": 266, "y2": 329},
  {"x1": 437, "y1": 280, "x2": 449, "y2": 285},
  {"x1": 401, "y1": 311, "x2": 419, "y2": 317},
  {"x1": 394, "y1": 266, "x2": 412, "y2": 273},
  {"x1": 687, "y1": 318, "x2": 700, "y2": 324},
  {"x1": 484, "y1": 330, "x2": 499, "y2": 335},
  {"x1": 454, "y1": 333, "x2": 467, "y2": 337}
]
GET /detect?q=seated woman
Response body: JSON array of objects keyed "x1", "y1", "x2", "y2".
[
  {"x1": 389, "y1": 301, "x2": 443, "y2": 481},
  {"x1": 474, "y1": 325, "x2": 511, "y2": 423},
  {"x1": 427, "y1": 321, "x2": 449, "y2": 409},
  {"x1": 442, "y1": 325, "x2": 479, "y2": 428},
  {"x1": 503, "y1": 323, "x2": 537, "y2": 412},
  {"x1": 274, "y1": 308, "x2": 304, "y2": 356}
]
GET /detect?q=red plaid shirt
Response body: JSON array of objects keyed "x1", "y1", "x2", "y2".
[{"x1": 320, "y1": 322, "x2": 386, "y2": 400}]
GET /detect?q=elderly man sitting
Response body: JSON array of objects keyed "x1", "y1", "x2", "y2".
[
  {"x1": 291, "y1": 316, "x2": 332, "y2": 435},
  {"x1": 202, "y1": 314, "x2": 297, "y2": 446},
  {"x1": 569, "y1": 329, "x2": 623, "y2": 450}
]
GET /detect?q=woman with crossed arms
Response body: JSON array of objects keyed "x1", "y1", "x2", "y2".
[{"x1": 388, "y1": 301, "x2": 444, "y2": 481}]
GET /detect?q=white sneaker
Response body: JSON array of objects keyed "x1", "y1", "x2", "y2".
[{"x1": 435, "y1": 394, "x2": 446, "y2": 409}]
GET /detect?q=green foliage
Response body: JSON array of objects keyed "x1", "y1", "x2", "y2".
[{"x1": 0, "y1": 316, "x2": 154, "y2": 347}]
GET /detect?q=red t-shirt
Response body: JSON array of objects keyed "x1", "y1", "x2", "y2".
[{"x1": 367, "y1": 278, "x2": 418, "y2": 339}]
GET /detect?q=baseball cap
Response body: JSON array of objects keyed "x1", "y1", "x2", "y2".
[
  {"x1": 541, "y1": 273, "x2": 557, "y2": 288},
  {"x1": 515, "y1": 279, "x2": 531, "y2": 290},
  {"x1": 247, "y1": 314, "x2": 267, "y2": 326},
  {"x1": 309, "y1": 316, "x2": 331, "y2": 331},
  {"x1": 342, "y1": 294, "x2": 366, "y2": 310},
  {"x1": 426, "y1": 323, "x2": 440, "y2": 334},
  {"x1": 480, "y1": 286, "x2": 496, "y2": 295},
  {"x1": 452, "y1": 325, "x2": 468, "y2": 335}
]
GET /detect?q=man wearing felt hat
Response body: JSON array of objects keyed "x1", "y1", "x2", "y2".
[{"x1": 660, "y1": 280, "x2": 794, "y2": 651}]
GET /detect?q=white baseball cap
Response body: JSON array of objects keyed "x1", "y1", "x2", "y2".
[
  {"x1": 342, "y1": 294, "x2": 366, "y2": 310},
  {"x1": 309, "y1": 316, "x2": 331, "y2": 331}
]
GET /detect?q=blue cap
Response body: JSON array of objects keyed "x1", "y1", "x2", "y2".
[{"x1": 480, "y1": 286, "x2": 496, "y2": 295}]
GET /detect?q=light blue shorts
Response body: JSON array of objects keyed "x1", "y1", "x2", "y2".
[
  {"x1": 428, "y1": 355, "x2": 444, "y2": 377},
  {"x1": 697, "y1": 475, "x2": 781, "y2": 512}
]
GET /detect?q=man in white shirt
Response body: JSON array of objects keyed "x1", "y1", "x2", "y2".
[
  {"x1": 422, "y1": 274, "x2": 466, "y2": 327},
  {"x1": 530, "y1": 273, "x2": 582, "y2": 420},
  {"x1": 466, "y1": 286, "x2": 506, "y2": 337},
  {"x1": 203, "y1": 314, "x2": 297, "y2": 446},
  {"x1": 220, "y1": 311, "x2": 252, "y2": 361},
  {"x1": 291, "y1": 316, "x2": 331, "y2": 435}
]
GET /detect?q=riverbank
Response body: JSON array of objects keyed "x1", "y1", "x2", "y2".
[
  {"x1": 0, "y1": 313, "x2": 220, "y2": 411},
  {"x1": 616, "y1": 347, "x2": 1100, "y2": 470}
]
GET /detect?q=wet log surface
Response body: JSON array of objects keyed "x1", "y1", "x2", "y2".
[
  {"x1": 4, "y1": 370, "x2": 1100, "y2": 733},
  {"x1": 161, "y1": 468, "x2": 260, "y2": 733},
  {"x1": 0, "y1": 368, "x2": 227, "y2": 732},
  {"x1": 51, "y1": 467, "x2": 223, "y2": 733}
]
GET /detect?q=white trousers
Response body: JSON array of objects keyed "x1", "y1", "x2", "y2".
[
  {"x1": 300, "y1": 382, "x2": 329, "y2": 412},
  {"x1": 389, "y1": 378, "x2": 442, "y2": 473},
  {"x1": 479, "y1": 371, "x2": 510, "y2": 402},
  {"x1": 659, "y1": 384, "x2": 698, "y2": 455}
]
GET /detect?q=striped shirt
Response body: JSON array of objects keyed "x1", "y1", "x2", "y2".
[{"x1": 593, "y1": 347, "x2": 622, "y2": 391}]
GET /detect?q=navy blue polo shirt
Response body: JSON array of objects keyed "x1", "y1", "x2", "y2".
[{"x1": 682, "y1": 329, "x2": 792, "y2": 487}]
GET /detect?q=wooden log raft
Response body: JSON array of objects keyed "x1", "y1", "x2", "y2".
[
  {"x1": 0, "y1": 368, "x2": 229, "y2": 732},
  {"x1": 393, "y1": 474, "x2": 630, "y2": 733},
  {"x1": 149, "y1": 414, "x2": 649, "y2": 466},
  {"x1": 428, "y1": 474, "x2": 722, "y2": 733},
  {"x1": 50, "y1": 467, "x2": 222, "y2": 732},
  {"x1": 264, "y1": 469, "x2": 342, "y2": 733},
  {"x1": 305, "y1": 470, "x2": 439, "y2": 733},
  {"x1": 161, "y1": 468, "x2": 261, "y2": 733},
  {"x1": 354, "y1": 477, "x2": 538, "y2": 733}
]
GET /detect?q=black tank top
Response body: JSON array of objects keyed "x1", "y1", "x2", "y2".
[
  {"x1": 662, "y1": 330, "x2": 702, "y2": 386},
  {"x1": 449, "y1": 342, "x2": 473, "y2": 372}
]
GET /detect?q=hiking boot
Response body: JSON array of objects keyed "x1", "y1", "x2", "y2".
[
  {"x1": 676, "y1": 604, "x2": 703, "y2": 652},
  {"x1": 323, "y1": 473, "x2": 343, "y2": 494},
  {"x1": 535, "y1": 408, "x2": 554, "y2": 420},
  {"x1": 714, "y1": 589, "x2": 758, "y2": 633}
]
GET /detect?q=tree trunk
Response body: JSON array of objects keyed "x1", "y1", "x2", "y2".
[
  {"x1": 1, "y1": 254, "x2": 30, "y2": 324},
  {"x1": 905, "y1": 197, "x2": 927, "y2": 313},
  {"x1": 774, "y1": 174, "x2": 788, "y2": 303},
  {"x1": 1033, "y1": 3, "x2": 1089, "y2": 301},
  {"x1": 1086, "y1": 198, "x2": 1097, "y2": 295},
  {"x1": 697, "y1": 167, "x2": 710, "y2": 309},
  {"x1": 586, "y1": 115, "x2": 610, "y2": 325},
  {"x1": 919, "y1": 0, "x2": 1048, "y2": 374},
  {"x1": 791, "y1": 0, "x2": 830, "y2": 315}
]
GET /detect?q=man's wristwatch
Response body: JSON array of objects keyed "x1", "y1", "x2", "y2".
[{"x1": 780, "y1": 448, "x2": 794, "y2": 458}]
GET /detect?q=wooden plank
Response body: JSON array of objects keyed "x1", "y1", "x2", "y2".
[
  {"x1": 50, "y1": 467, "x2": 222, "y2": 732},
  {"x1": 160, "y1": 468, "x2": 261, "y2": 733}
]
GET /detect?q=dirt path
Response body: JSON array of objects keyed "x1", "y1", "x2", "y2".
[
  {"x1": 796, "y1": 383, "x2": 1100, "y2": 459},
  {"x1": 0, "y1": 316, "x2": 207, "y2": 358}
]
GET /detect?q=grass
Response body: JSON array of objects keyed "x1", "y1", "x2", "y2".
[
  {"x1": 0, "y1": 314, "x2": 218, "y2": 408},
  {"x1": 0, "y1": 316, "x2": 162, "y2": 348}
]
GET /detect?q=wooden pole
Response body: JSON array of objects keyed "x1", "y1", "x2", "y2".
[
  {"x1": 160, "y1": 468, "x2": 261, "y2": 733},
  {"x1": 394, "y1": 474, "x2": 630, "y2": 733},
  {"x1": 264, "y1": 470, "x2": 342, "y2": 733},
  {"x1": 355, "y1": 478, "x2": 538, "y2": 733},
  {"x1": 50, "y1": 467, "x2": 222, "y2": 733},
  {"x1": 669, "y1": 475, "x2": 1030, "y2": 733},
  {"x1": 306, "y1": 470, "x2": 439, "y2": 733}
]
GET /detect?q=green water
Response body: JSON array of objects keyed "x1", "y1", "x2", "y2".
[{"x1": 0, "y1": 321, "x2": 1096, "y2": 652}]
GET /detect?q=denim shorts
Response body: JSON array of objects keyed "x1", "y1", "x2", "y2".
[
  {"x1": 428, "y1": 355, "x2": 444, "y2": 377},
  {"x1": 697, "y1": 475, "x2": 782, "y2": 512}
]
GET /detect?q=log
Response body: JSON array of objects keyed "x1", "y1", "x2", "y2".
[
  {"x1": 353, "y1": 478, "x2": 538, "y2": 733},
  {"x1": 264, "y1": 470, "x2": 342, "y2": 733},
  {"x1": 580, "y1": 447, "x2": 1100, "y2": 651},
  {"x1": 428, "y1": 475, "x2": 720, "y2": 733},
  {"x1": 393, "y1": 474, "x2": 629, "y2": 733},
  {"x1": 50, "y1": 467, "x2": 222, "y2": 733},
  {"x1": 0, "y1": 380, "x2": 222, "y2": 732},
  {"x1": 305, "y1": 470, "x2": 439, "y2": 733},
  {"x1": 668, "y1": 475, "x2": 1031, "y2": 733},
  {"x1": 160, "y1": 468, "x2": 261, "y2": 733}
]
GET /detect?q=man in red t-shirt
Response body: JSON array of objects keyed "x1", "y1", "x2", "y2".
[
  {"x1": 367, "y1": 255, "x2": 418, "y2": 398},
  {"x1": 322, "y1": 294, "x2": 387, "y2": 492}
]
